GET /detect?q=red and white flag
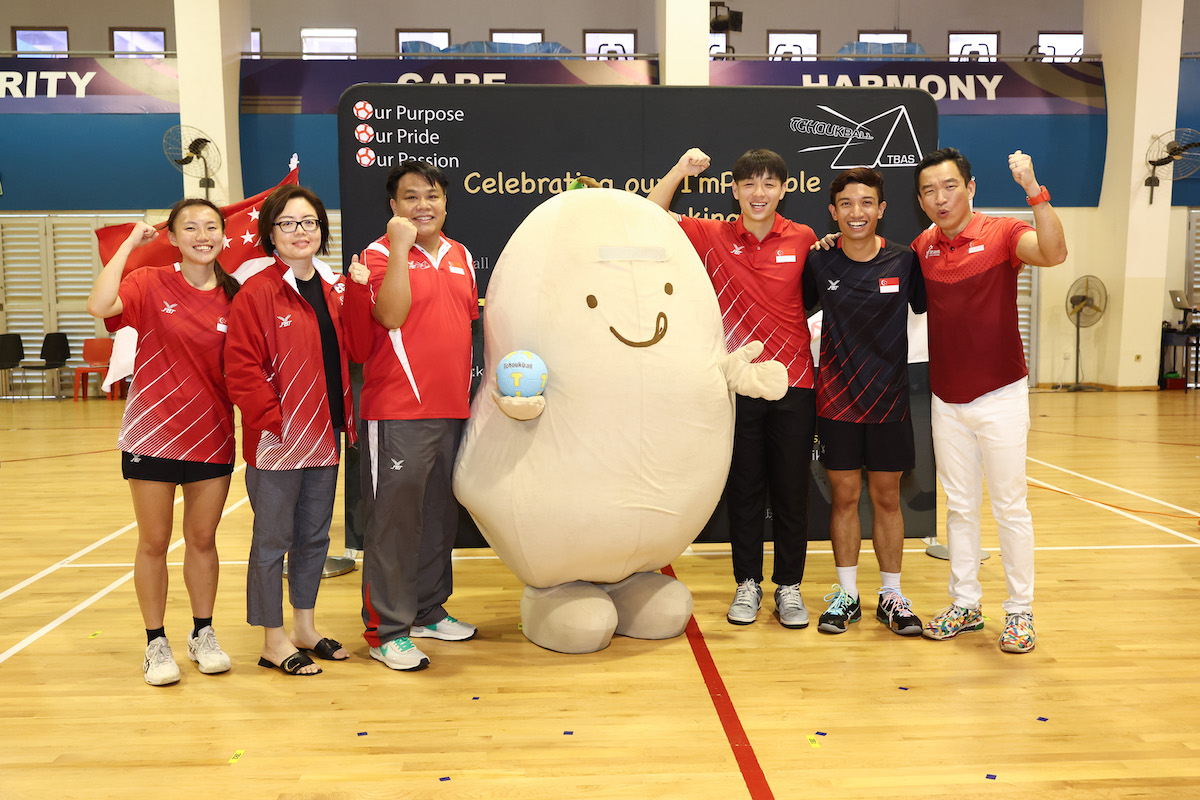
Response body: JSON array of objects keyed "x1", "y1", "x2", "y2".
[
  {"x1": 95, "y1": 167, "x2": 299, "y2": 279},
  {"x1": 94, "y1": 167, "x2": 301, "y2": 388}
]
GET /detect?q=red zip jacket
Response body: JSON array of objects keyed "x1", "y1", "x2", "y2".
[{"x1": 225, "y1": 256, "x2": 357, "y2": 470}]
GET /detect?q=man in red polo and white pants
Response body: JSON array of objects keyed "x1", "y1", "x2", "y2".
[{"x1": 912, "y1": 148, "x2": 1067, "y2": 653}]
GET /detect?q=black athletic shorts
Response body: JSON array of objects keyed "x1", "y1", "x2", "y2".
[
  {"x1": 121, "y1": 451, "x2": 234, "y2": 484},
  {"x1": 817, "y1": 417, "x2": 914, "y2": 472}
]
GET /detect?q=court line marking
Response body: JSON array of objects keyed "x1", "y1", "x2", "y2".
[
  {"x1": 0, "y1": 465, "x2": 248, "y2": 603},
  {"x1": 0, "y1": 496, "x2": 250, "y2": 665},
  {"x1": 1028, "y1": 456, "x2": 1200, "y2": 517},
  {"x1": 1027, "y1": 476, "x2": 1200, "y2": 545},
  {"x1": 662, "y1": 563, "x2": 774, "y2": 800},
  {"x1": 51, "y1": 541, "x2": 1200, "y2": 571}
]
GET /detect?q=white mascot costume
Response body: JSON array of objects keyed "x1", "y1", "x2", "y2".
[{"x1": 453, "y1": 187, "x2": 786, "y2": 653}]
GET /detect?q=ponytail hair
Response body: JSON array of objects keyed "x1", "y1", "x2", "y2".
[{"x1": 212, "y1": 260, "x2": 240, "y2": 301}]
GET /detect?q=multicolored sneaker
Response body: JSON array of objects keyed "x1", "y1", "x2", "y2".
[
  {"x1": 817, "y1": 585, "x2": 862, "y2": 634},
  {"x1": 921, "y1": 604, "x2": 984, "y2": 640},
  {"x1": 999, "y1": 612, "x2": 1036, "y2": 653},
  {"x1": 876, "y1": 589, "x2": 922, "y2": 636}
]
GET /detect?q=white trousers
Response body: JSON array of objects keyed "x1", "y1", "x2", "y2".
[{"x1": 931, "y1": 378, "x2": 1034, "y2": 614}]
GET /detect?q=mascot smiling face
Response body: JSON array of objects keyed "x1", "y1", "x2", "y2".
[{"x1": 453, "y1": 188, "x2": 743, "y2": 652}]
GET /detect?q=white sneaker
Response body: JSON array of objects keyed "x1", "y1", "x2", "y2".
[
  {"x1": 410, "y1": 614, "x2": 477, "y2": 641},
  {"x1": 187, "y1": 626, "x2": 232, "y2": 674},
  {"x1": 774, "y1": 583, "x2": 809, "y2": 629},
  {"x1": 727, "y1": 578, "x2": 763, "y2": 625},
  {"x1": 144, "y1": 637, "x2": 181, "y2": 686},
  {"x1": 369, "y1": 637, "x2": 430, "y2": 671}
]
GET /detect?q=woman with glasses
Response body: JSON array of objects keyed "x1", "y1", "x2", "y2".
[
  {"x1": 86, "y1": 198, "x2": 238, "y2": 685},
  {"x1": 224, "y1": 185, "x2": 357, "y2": 675}
]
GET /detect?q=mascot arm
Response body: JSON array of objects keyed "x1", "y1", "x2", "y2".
[
  {"x1": 493, "y1": 390, "x2": 546, "y2": 421},
  {"x1": 721, "y1": 341, "x2": 788, "y2": 401}
]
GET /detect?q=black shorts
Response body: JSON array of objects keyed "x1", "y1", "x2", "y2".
[
  {"x1": 121, "y1": 451, "x2": 234, "y2": 484},
  {"x1": 817, "y1": 417, "x2": 914, "y2": 472}
]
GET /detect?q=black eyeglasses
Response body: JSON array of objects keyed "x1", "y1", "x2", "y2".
[{"x1": 274, "y1": 219, "x2": 319, "y2": 233}]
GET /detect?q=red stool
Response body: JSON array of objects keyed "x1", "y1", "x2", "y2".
[{"x1": 74, "y1": 338, "x2": 115, "y2": 401}]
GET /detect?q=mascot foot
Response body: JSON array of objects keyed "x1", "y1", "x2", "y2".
[
  {"x1": 601, "y1": 572, "x2": 694, "y2": 640},
  {"x1": 520, "y1": 582, "x2": 618, "y2": 654}
]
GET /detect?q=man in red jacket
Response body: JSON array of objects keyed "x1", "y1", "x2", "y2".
[{"x1": 344, "y1": 161, "x2": 480, "y2": 672}]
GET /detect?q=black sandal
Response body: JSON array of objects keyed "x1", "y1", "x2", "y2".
[
  {"x1": 303, "y1": 637, "x2": 349, "y2": 661},
  {"x1": 258, "y1": 651, "x2": 322, "y2": 675}
]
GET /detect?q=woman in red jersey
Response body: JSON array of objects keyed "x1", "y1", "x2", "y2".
[
  {"x1": 87, "y1": 198, "x2": 238, "y2": 686},
  {"x1": 224, "y1": 185, "x2": 356, "y2": 676}
]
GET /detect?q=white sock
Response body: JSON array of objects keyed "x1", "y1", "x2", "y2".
[
  {"x1": 880, "y1": 571, "x2": 901, "y2": 595},
  {"x1": 835, "y1": 566, "x2": 859, "y2": 600}
]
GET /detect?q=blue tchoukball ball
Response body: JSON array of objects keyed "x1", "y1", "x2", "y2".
[{"x1": 496, "y1": 350, "x2": 548, "y2": 397}]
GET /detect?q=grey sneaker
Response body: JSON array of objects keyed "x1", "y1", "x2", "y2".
[
  {"x1": 187, "y1": 626, "x2": 232, "y2": 673},
  {"x1": 370, "y1": 637, "x2": 430, "y2": 671},
  {"x1": 727, "y1": 578, "x2": 762, "y2": 625},
  {"x1": 774, "y1": 583, "x2": 809, "y2": 629},
  {"x1": 144, "y1": 636, "x2": 181, "y2": 686}
]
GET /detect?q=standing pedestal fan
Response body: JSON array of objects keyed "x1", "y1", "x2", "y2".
[{"x1": 1066, "y1": 275, "x2": 1107, "y2": 391}]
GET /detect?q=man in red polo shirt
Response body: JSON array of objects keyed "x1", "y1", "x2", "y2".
[
  {"x1": 648, "y1": 148, "x2": 817, "y2": 630},
  {"x1": 344, "y1": 161, "x2": 480, "y2": 672},
  {"x1": 912, "y1": 148, "x2": 1066, "y2": 653}
]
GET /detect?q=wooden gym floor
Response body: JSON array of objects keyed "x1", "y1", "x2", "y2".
[{"x1": 1, "y1": 389, "x2": 1198, "y2": 800}]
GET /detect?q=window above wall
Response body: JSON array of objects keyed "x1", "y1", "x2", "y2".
[
  {"x1": 397, "y1": 29, "x2": 451, "y2": 54},
  {"x1": 949, "y1": 32, "x2": 998, "y2": 62},
  {"x1": 858, "y1": 30, "x2": 910, "y2": 45},
  {"x1": 584, "y1": 30, "x2": 636, "y2": 60},
  {"x1": 1037, "y1": 31, "x2": 1084, "y2": 62},
  {"x1": 249, "y1": 29, "x2": 261, "y2": 59},
  {"x1": 13, "y1": 27, "x2": 68, "y2": 58},
  {"x1": 767, "y1": 30, "x2": 818, "y2": 61},
  {"x1": 302, "y1": 27, "x2": 357, "y2": 60},
  {"x1": 111, "y1": 28, "x2": 165, "y2": 59},
  {"x1": 490, "y1": 30, "x2": 543, "y2": 45}
]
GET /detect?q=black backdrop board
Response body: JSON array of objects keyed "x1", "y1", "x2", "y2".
[{"x1": 336, "y1": 84, "x2": 938, "y2": 548}]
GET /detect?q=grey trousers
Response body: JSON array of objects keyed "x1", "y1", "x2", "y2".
[
  {"x1": 360, "y1": 418, "x2": 462, "y2": 647},
  {"x1": 245, "y1": 462, "x2": 339, "y2": 628}
]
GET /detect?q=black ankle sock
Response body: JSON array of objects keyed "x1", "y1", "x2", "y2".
[
  {"x1": 192, "y1": 617, "x2": 213, "y2": 638},
  {"x1": 146, "y1": 627, "x2": 166, "y2": 645}
]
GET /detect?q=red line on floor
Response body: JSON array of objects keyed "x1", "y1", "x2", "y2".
[{"x1": 662, "y1": 563, "x2": 773, "y2": 800}]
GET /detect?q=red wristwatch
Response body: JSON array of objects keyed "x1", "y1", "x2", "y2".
[{"x1": 1026, "y1": 186, "x2": 1051, "y2": 206}]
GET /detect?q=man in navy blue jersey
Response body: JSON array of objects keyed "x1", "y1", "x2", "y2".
[{"x1": 802, "y1": 168, "x2": 927, "y2": 636}]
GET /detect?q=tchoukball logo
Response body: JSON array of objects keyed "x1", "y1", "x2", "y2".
[
  {"x1": 353, "y1": 100, "x2": 374, "y2": 120},
  {"x1": 791, "y1": 104, "x2": 922, "y2": 170},
  {"x1": 354, "y1": 123, "x2": 375, "y2": 143},
  {"x1": 356, "y1": 147, "x2": 377, "y2": 167}
]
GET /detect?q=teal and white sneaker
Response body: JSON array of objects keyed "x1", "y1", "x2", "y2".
[
  {"x1": 875, "y1": 589, "x2": 922, "y2": 636},
  {"x1": 410, "y1": 615, "x2": 477, "y2": 642},
  {"x1": 370, "y1": 637, "x2": 430, "y2": 671},
  {"x1": 817, "y1": 585, "x2": 862, "y2": 634},
  {"x1": 922, "y1": 604, "x2": 984, "y2": 640}
]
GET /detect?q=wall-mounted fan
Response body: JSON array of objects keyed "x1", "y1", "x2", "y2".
[
  {"x1": 1065, "y1": 274, "x2": 1107, "y2": 392},
  {"x1": 1144, "y1": 128, "x2": 1200, "y2": 204},
  {"x1": 163, "y1": 125, "x2": 221, "y2": 199}
]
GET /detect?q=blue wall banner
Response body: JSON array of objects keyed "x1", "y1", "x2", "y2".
[
  {"x1": 240, "y1": 58, "x2": 654, "y2": 115},
  {"x1": 709, "y1": 61, "x2": 1105, "y2": 115},
  {"x1": 0, "y1": 57, "x2": 178, "y2": 113}
]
